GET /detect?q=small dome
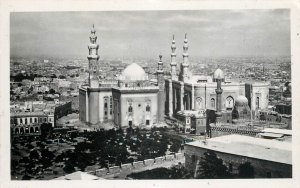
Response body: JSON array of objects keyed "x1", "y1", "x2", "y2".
[
  {"x1": 213, "y1": 68, "x2": 224, "y2": 80},
  {"x1": 120, "y1": 63, "x2": 147, "y2": 81},
  {"x1": 235, "y1": 96, "x2": 248, "y2": 106}
]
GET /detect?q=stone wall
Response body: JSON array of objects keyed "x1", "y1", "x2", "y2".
[{"x1": 87, "y1": 152, "x2": 184, "y2": 178}]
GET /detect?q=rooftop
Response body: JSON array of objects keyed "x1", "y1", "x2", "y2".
[
  {"x1": 262, "y1": 128, "x2": 292, "y2": 136},
  {"x1": 186, "y1": 134, "x2": 292, "y2": 165}
]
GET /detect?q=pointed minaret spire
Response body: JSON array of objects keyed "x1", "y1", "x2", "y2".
[
  {"x1": 170, "y1": 35, "x2": 177, "y2": 80},
  {"x1": 87, "y1": 25, "x2": 100, "y2": 88},
  {"x1": 180, "y1": 33, "x2": 190, "y2": 82},
  {"x1": 91, "y1": 24, "x2": 96, "y2": 35}
]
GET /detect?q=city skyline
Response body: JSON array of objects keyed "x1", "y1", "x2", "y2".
[
  {"x1": 10, "y1": 9, "x2": 290, "y2": 60},
  {"x1": 8, "y1": 8, "x2": 294, "y2": 181}
]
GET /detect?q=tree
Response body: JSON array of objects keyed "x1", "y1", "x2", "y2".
[
  {"x1": 41, "y1": 148, "x2": 55, "y2": 161},
  {"x1": 169, "y1": 164, "x2": 191, "y2": 179},
  {"x1": 238, "y1": 162, "x2": 255, "y2": 178},
  {"x1": 169, "y1": 141, "x2": 181, "y2": 153},
  {"x1": 196, "y1": 151, "x2": 231, "y2": 179},
  {"x1": 58, "y1": 75, "x2": 66, "y2": 79},
  {"x1": 260, "y1": 113, "x2": 266, "y2": 121},
  {"x1": 22, "y1": 175, "x2": 32, "y2": 180},
  {"x1": 40, "y1": 123, "x2": 53, "y2": 140},
  {"x1": 29, "y1": 150, "x2": 40, "y2": 161},
  {"x1": 49, "y1": 88, "x2": 56, "y2": 94},
  {"x1": 63, "y1": 161, "x2": 75, "y2": 174},
  {"x1": 11, "y1": 159, "x2": 19, "y2": 173}
]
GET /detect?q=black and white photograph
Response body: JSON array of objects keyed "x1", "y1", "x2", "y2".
[{"x1": 1, "y1": 0, "x2": 300, "y2": 187}]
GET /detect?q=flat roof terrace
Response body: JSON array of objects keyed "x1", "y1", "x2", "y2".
[{"x1": 186, "y1": 134, "x2": 292, "y2": 165}]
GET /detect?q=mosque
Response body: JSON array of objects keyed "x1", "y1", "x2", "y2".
[
  {"x1": 165, "y1": 34, "x2": 269, "y2": 134},
  {"x1": 79, "y1": 26, "x2": 270, "y2": 133},
  {"x1": 79, "y1": 26, "x2": 164, "y2": 128}
]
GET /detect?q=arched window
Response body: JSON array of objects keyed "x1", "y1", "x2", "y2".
[
  {"x1": 20, "y1": 128, "x2": 24, "y2": 134},
  {"x1": 211, "y1": 98, "x2": 215, "y2": 108},
  {"x1": 146, "y1": 105, "x2": 151, "y2": 112},
  {"x1": 226, "y1": 96, "x2": 234, "y2": 110},
  {"x1": 196, "y1": 97, "x2": 203, "y2": 110},
  {"x1": 256, "y1": 97, "x2": 260, "y2": 109},
  {"x1": 128, "y1": 105, "x2": 133, "y2": 112}
]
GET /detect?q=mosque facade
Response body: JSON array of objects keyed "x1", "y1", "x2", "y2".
[
  {"x1": 79, "y1": 26, "x2": 270, "y2": 131},
  {"x1": 164, "y1": 34, "x2": 269, "y2": 134},
  {"x1": 79, "y1": 26, "x2": 164, "y2": 128}
]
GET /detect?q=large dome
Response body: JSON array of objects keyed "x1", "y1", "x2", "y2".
[
  {"x1": 235, "y1": 96, "x2": 248, "y2": 106},
  {"x1": 120, "y1": 63, "x2": 147, "y2": 81},
  {"x1": 213, "y1": 68, "x2": 225, "y2": 80}
]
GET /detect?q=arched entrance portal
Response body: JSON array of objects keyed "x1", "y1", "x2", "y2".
[
  {"x1": 226, "y1": 96, "x2": 234, "y2": 110},
  {"x1": 30, "y1": 127, "x2": 34, "y2": 133}
]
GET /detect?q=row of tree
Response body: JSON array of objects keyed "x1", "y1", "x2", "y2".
[{"x1": 196, "y1": 151, "x2": 254, "y2": 179}]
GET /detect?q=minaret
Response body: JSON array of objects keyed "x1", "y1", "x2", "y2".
[
  {"x1": 213, "y1": 67, "x2": 224, "y2": 125},
  {"x1": 157, "y1": 53, "x2": 165, "y2": 122},
  {"x1": 87, "y1": 24, "x2": 100, "y2": 125},
  {"x1": 170, "y1": 35, "x2": 177, "y2": 80},
  {"x1": 215, "y1": 79, "x2": 223, "y2": 115},
  {"x1": 87, "y1": 24, "x2": 100, "y2": 88},
  {"x1": 180, "y1": 33, "x2": 189, "y2": 82}
]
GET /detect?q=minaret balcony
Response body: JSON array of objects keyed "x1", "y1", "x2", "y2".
[
  {"x1": 215, "y1": 88, "x2": 223, "y2": 94},
  {"x1": 88, "y1": 44, "x2": 99, "y2": 48},
  {"x1": 87, "y1": 55, "x2": 99, "y2": 59},
  {"x1": 170, "y1": 62, "x2": 177, "y2": 66},
  {"x1": 182, "y1": 53, "x2": 189, "y2": 57}
]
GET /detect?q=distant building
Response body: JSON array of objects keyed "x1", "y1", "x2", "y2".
[
  {"x1": 185, "y1": 134, "x2": 292, "y2": 178},
  {"x1": 10, "y1": 100, "x2": 72, "y2": 136}
]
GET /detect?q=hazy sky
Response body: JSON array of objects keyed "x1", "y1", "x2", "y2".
[{"x1": 10, "y1": 10, "x2": 290, "y2": 59}]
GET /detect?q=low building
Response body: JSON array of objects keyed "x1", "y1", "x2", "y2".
[
  {"x1": 184, "y1": 134, "x2": 292, "y2": 178},
  {"x1": 10, "y1": 100, "x2": 72, "y2": 136},
  {"x1": 175, "y1": 109, "x2": 206, "y2": 134}
]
